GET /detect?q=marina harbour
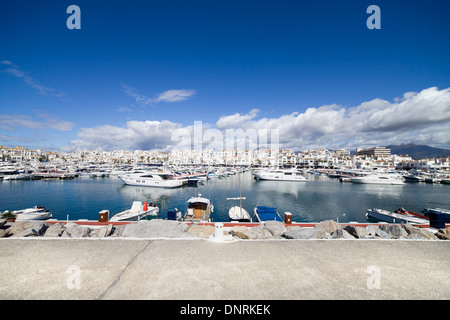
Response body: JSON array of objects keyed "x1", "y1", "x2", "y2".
[{"x1": 1, "y1": 170, "x2": 449, "y2": 223}]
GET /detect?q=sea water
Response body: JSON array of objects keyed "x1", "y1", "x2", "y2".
[{"x1": 0, "y1": 171, "x2": 449, "y2": 222}]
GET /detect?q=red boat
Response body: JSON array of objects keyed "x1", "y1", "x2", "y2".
[{"x1": 394, "y1": 208, "x2": 429, "y2": 220}]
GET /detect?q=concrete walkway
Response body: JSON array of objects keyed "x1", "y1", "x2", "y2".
[{"x1": 0, "y1": 238, "x2": 449, "y2": 300}]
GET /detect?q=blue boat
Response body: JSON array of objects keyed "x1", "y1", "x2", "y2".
[
  {"x1": 423, "y1": 208, "x2": 450, "y2": 221},
  {"x1": 254, "y1": 206, "x2": 282, "y2": 222}
]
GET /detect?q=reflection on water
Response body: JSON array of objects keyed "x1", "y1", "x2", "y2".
[{"x1": 1, "y1": 171, "x2": 449, "y2": 222}]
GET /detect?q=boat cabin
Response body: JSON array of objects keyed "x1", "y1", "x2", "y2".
[{"x1": 184, "y1": 194, "x2": 213, "y2": 221}]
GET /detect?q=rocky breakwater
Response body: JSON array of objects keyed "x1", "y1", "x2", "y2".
[
  {"x1": 229, "y1": 220, "x2": 449, "y2": 240},
  {"x1": 0, "y1": 219, "x2": 449, "y2": 240}
]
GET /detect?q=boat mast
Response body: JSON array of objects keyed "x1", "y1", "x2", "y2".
[{"x1": 239, "y1": 171, "x2": 242, "y2": 215}]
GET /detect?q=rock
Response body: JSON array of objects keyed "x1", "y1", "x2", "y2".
[
  {"x1": 246, "y1": 225, "x2": 273, "y2": 239},
  {"x1": 0, "y1": 229, "x2": 8, "y2": 238},
  {"x1": 436, "y1": 228, "x2": 450, "y2": 240},
  {"x1": 0, "y1": 219, "x2": 6, "y2": 228},
  {"x1": 4, "y1": 221, "x2": 33, "y2": 237},
  {"x1": 9, "y1": 221, "x2": 48, "y2": 237},
  {"x1": 343, "y1": 225, "x2": 365, "y2": 238},
  {"x1": 264, "y1": 221, "x2": 287, "y2": 238},
  {"x1": 44, "y1": 223, "x2": 65, "y2": 237},
  {"x1": 331, "y1": 229, "x2": 355, "y2": 239},
  {"x1": 374, "y1": 227, "x2": 391, "y2": 239},
  {"x1": 283, "y1": 227, "x2": 325, "y2": 239},
  {"x1": 365, "y1": 225, "x2": 380, "y2": 238},
  {"x1": 403, "y1": 224, "x2": 437, "y2": 240},
  {"x1": 122, "y1": 220, "x2": 193, "y2": 238},
  {"x1": 230, "y1": 225, "x2": 272, "y2": 239},
  {"x1": 14, "y1": 228, "x2": 37, "y2": 237},
  {"x1": 187, "y1": 225, "x2": 215, "y2": 238},
  {"x1": 91, "y1": 224, "x2": 114, "y2": 238},
  {"x1": 230, "y1": 226, "x2": 249, "y2": 239},
  {"x1": 381, "y1": 224, "x2": 408, "y2": 239},
  {"x1": 110, "y1": 224, "x2": 125, "y2": 237},
  {"x1": 61, "y1": 222, "x2": 90, "y2": 238},
  {"x1": 315, "y1": 220, "x2": 339, "y2": 234}
]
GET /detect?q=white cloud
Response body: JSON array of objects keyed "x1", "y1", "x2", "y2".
[
  {"x1": 0, "y1": 113, "x2": 75, "y2": 132},
  {"x1": 153, "y1": 89, "x2": 196, "y2": 103},
  {"x1": 216, "y1": 108, "x2": 260, "y2": 129},
  {"x1": 122, "y1": 83, "x2": 196, "y2": 105},
  {"x1": 64, "y1": 120, "x2": 184, "y2": 151},
  {"x1": 2, "y1": 61, "x2": 66, "y2": 98},
  {"x1": 65, "y1": 87, "x2": 450, "y2": 151}
]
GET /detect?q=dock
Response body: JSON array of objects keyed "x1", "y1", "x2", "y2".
[{"x1": 0, "y1": 238, "x2": 449, "y2": 300}]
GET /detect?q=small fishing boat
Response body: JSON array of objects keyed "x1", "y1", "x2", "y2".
[
  {"x1": 366, "y1": 208, "x2": 428, "y2": 224},
  {"x1": 110, "y1": 201, "x2": 159, "y2": 222},
  {"x1": 253, "y1": 206, "x2": 282, "y2": 222},
  {"x1": 227, "y1": 172, "x2": 251, "y2": 222},
  {"x1": 12, "y1": 206, "x2": 52, "y2": 221},
  {"x1": 228, "y1": 204, "x2": 251, "y2": 222},
  {"x1": 183, "y1": 194, "x2": 214, "y2": 222},
  {"x1": 394, "y1": 208, "x2": 429, "y2": 220}
]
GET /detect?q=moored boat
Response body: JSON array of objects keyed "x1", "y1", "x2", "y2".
[
  {"x1": 351, "y1": 174, "x2": 405, "y2": 185},
  {"x1": 110, "y1": 201, "x2": 159, "y2": 222},
  {"x1": 228, "y1": 205, "x2": 251, "y2": 222},
  {"x1": 11, "y1": 206, "x2": 52, "y2": 221},
  {"x1": 422, "y1": 208, "x2": 450, "y2": 221},
  {"x1": 253, "y1": 206, "x2": 282, "y2": 222},
  {"x1": 183, "y1": 194, "x2": 214, "y2": 222},
  {"x1": 366, "y1": 208, "x2": 428, "y2": 224},
  {"x1": 118, "y1": 171, "x2": 184, "y2": 188},
  {"x1": 253, "y1": 168, "x2": 307, "y2": 182}
]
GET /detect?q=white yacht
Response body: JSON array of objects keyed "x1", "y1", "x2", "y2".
[
  {"x1": 11, "y1": 206, "x2": 52, "y2": 221},
  {"x1": 351, "y1": 174, "x2": 405, "y2": 185},
  {"x1": 2, "y1": 173, "x2": 33, "y2": 180},
  {"x1": 253, "y1": 168, "x2": 307, "y2": 182},
  {"x1": 118, "y1": 172, "x2": 184, "y2": 188},
  {"x1": 110, "y1": 201, "x2": 159, "y2": 222}
]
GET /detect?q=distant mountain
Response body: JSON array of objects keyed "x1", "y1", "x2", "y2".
[{"x1": 384, "y1": 143, "x2": 450, "y2": 159}]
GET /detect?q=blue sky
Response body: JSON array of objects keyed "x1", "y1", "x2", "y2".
[{"x1": 1, "y1": 0, "x2": 449, "y2": 151}]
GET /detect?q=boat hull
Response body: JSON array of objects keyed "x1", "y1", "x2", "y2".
[
  {"x1": 351, "y1": 176, "x2": 405, "y2": 185},
  {"x1": 253, "y1": 171, "x2": 307, "y2": 182},
  {"x1": 366, "y1": 208, "x2": 428, "y2": 224},
  {"x1": 254, "y1": 206, "x2": 283, "y2": 222},
  {"x1": 118, "y1": 174, "x2": 183, "y2": 188},
  {"x1": 228, "y1": 206, "x2": 251, "y2": 222}
]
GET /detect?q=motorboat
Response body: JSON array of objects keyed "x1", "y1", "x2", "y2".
[
  {"x1": 351, "y1": 174, "x2": 405, "y2": 185},
  {"x1": 11, "y1": 206, "x2": 52, "y2": 221},
  {"x1": 422, "y1": 208, "x2": 450, "y2": 221},
  {"x1": 183, "y1": 194, "x2": 214, "y2": 222},
  {"x1": 2, "y1": 173, "x2": 33, "y2": 180},
  {"x1": 253, "y1": 206, "x2": 282, "y2": 222},
  {"x1": 253, "y1": 168, "x2": 307, "y2": 182},
  {"x1": 110, "y1": 201, "x2": 159, "y2": 222},
  {"x1": 394, "y1": 207, "x2": 429, "y2": 220},
  {"x1": 365, "y1": 208, "x2": 428, "y2": 224},
  {"x1": 118, "y1": 172, "x2": 184, "y2": 188}
]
